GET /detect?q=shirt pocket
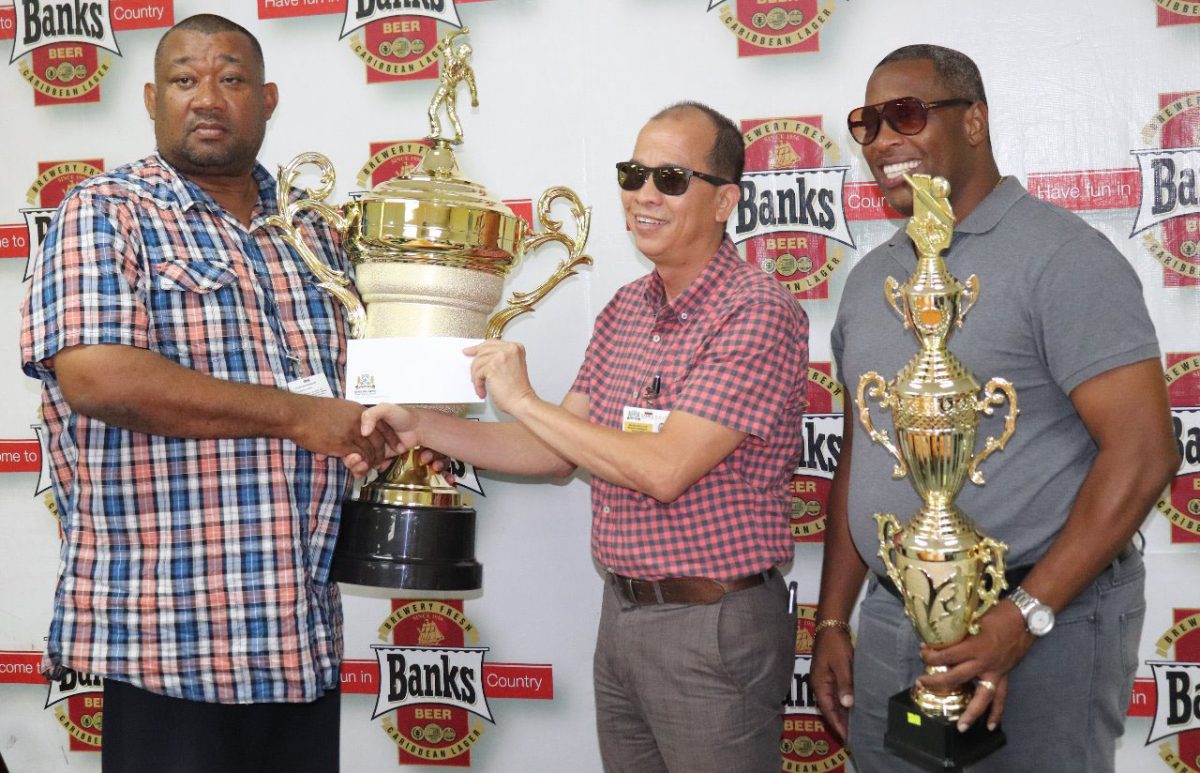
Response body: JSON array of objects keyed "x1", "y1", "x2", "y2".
[
  {"x1": 149, "y1": 258, "x2": 255, "y2": 373},
  {"x1": 154, "y1": 258, "x2": 238, "y2": 293}
]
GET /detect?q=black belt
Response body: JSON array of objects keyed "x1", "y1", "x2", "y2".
[
  {"x1": 609, "y1": 568, "x2": 777, "y2": 605},
  {"x1": 876, "y1": 542, "x2": 1136, "y2": 603}
]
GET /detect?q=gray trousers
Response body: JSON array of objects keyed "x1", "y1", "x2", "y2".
[
  {"x1": 847, "y1": 550, "x2": 1145, "y2": 773},
  {"x1": 593, "y1": 571, "x2": 795, "y2": 773}
]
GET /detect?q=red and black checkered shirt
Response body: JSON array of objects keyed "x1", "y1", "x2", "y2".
[{"x1": 571, "y1": 238, "x2": 808, "y2": 581}]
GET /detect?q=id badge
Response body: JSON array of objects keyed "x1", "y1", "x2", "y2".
[
  {"x1": 622, "y1": 405, "x2": 670, "y2": 433},
  {"x1": 288, "y1": 373, "x2": 335, "y2": 398}
]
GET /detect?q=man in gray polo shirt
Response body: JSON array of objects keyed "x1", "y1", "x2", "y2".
[{"x1": 811, "y1": 44, "x2": 1179, "y2": 772}]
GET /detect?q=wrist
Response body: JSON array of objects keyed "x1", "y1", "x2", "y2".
[{"x1": 813, "y1": 618, "x2": 852, "y2": 637}]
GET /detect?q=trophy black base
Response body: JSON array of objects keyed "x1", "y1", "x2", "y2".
[
  {"x1": 332, "y1": 499, "x2": 482, "y2": 591},
  {"x1": 883, "y1": 690, "x2": 1006, "y2": 771}
]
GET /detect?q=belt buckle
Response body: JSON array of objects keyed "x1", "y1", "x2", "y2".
[{"x1": 620, "y1": 574, "x2": 637, "y2": 604}]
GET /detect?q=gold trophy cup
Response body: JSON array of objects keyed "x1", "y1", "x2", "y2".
[
  {"x1": 269, "y1": 30, "x2": 591, "y2": 592},
  {"x1": 856, "y1": 174, "x2": 1017, "y2": 768}
]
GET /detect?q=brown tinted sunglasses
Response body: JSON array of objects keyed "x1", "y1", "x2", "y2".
[{"x1": 847, "y1": 96, "x2": 973, "y2": 146}]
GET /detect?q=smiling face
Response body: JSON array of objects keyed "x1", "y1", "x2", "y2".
[
  {"x1": 144, "y1": 29, "x2": 277, "y2": 180},
  {"x1": 861, "y1": 58, "x2": 985, "y2": 217},
  {"x1": 621, "y1": 111, "x2": 739, "y2": 273}
]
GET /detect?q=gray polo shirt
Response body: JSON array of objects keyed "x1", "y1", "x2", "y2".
[{"x1": 832, "y1": 177, "x2": 1160, "y2": 575}]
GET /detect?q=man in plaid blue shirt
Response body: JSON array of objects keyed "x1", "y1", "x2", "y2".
[
  {"x1": 19, "y1": 15, "x2": 393, "y2": 772},
  {"x1": 351, "y1": 103, "x2": 809, "y2": 772}
]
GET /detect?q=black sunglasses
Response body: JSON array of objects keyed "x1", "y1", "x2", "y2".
[
  {"x1": 615, "y1": 161, "x2": 735, "y2": 196},
  {"x1": 847, "y1": 96, "x2": 973, "y2": 146}
]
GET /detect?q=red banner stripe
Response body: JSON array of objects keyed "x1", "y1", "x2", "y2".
[
  {"x1": 0, "y1": 224, "x2": 28, "y2": 259},
  {"x1": 0, "y1": 651, "x2": 45, "y2": 684},
  {"x1": 0, "y1": 440, "x2": 40, "y2": 473},
  {"x1": 1025, "y1": 168, "x2": 1140, "y2": 211},
  {"x1": 339, "y1": 659, "x2": 552, "y2": 699},
  {"x1": 844, "y1": 181, "x2": 903, "y2": 222},
  {"x1": 0, "y1": 6, "x2": 13, "y2": 40}
]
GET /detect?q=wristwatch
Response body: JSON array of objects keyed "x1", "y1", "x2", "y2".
[{"x1": 1008, "y1": 586, "x2": 1055, "y2": 637}]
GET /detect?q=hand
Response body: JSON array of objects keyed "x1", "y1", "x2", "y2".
[
  {"x1": 290, "y1": 397, "x2": 398, "y2": 472},
  {"x1": 467, "y1": 340, "x2": 537, "y2": 415},
  {"x1": 342, "y1": 403, "x2": 420, "y2": 478},
  {"x1": 917, "y1": 600, "x2": 1032, "y2": 732},
  {"x1": 811, "y1": 627, "x2": 855, "y2": 741}
]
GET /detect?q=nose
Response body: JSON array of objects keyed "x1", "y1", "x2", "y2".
[
  {"x1": 635, "y1": 174, "x2": 665, "y2": 205},
  {"x1": 192, "y1": 77, "x2": 222, "y2": 110}
]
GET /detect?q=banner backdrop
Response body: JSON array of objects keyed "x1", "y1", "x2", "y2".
[{"x1": 1, "y1": 1, "x2": 1198, "y2": 771}]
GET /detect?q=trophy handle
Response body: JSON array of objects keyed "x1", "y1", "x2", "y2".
[
  {"x1": 266, "y1": 152, "x2": 367, "y2": 339},
  {"x1": 484, "y1": 186, "x2": 593, "y2": 339},
  {"x1": 956, "y1": 274, "x2": 980, "y2": 328},
  {"x1": 967, "y1": 537, "x2": 1009, "y2": 635},
  {"x1": 884, "y1": 276, "x2": 910, "y2": 329},
  {"x1": 875, "y1": 512, "x2": 906, "y2": 593},
  {"x1": 967, "y1": 377, "x2": 1019, "y2": 485},
  {"x1": 856, "y1": 372, "x2": 907, "y2": 479}
]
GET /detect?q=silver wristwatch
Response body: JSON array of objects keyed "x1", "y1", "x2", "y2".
[{"x1": 1008, "y1": 586, "x2": 1055, "y2": 637}]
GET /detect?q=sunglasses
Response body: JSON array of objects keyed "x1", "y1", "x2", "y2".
[
  {"x1": 847, "y1": 96, "x2": 973, "y2": 146},
  {"x1": 615, "y1": 161, "x2": 735, "y2": 196}
]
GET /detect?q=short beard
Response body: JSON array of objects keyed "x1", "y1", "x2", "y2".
[{"x1": 164, "y1": 127, "x2": 264, "y2": 179}]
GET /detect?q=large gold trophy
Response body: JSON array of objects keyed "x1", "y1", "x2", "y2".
[
  {"x1": 856, "y1": 175, "x2": 1017, "y2": 768},
  {"x1": 269, "y1": 30, "x2": 591, "y2": 592}
]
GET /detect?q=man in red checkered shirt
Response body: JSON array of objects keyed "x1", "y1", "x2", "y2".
[{"x1": 352, "y1": 102, "x2": 809, "y2": 772}]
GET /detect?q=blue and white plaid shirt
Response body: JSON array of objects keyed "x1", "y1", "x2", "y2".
[{"x1": 20, "y1": 154, "x2": 351, "y2": 703}]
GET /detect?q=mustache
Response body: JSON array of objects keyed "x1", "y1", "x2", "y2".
[{"x1": 186, "y1": 112, "x2": 231, "y2": 132}]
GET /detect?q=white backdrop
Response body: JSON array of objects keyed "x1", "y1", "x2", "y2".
[{"x1": 1, "y1": 1, "x2": 1199, "y2": 771}]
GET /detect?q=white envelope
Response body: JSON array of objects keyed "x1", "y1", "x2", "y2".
[{"x1": 345, "y1": 337, "x2": 484, "y2": 405}]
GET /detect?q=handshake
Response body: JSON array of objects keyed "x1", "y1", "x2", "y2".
[{"x1": 327, "y1": 339, "x2": 536, "y2": 478}]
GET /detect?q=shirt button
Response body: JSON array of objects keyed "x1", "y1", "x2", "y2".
[
  {"x1": 652, "y1": 334, "x2": 661, "y2": 343},
  {"x1": 602, "y1": 506, "x2": 611, "y2": 514},
  {"x1": 679, "y1": 312, "x2": 688, "y2": 320}
]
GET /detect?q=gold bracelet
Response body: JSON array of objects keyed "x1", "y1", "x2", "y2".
[{"x1": 813, "y1": 618, "x2": 852, "y2": 636}]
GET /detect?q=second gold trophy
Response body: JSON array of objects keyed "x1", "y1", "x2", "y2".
[{"x1": 856, "y1": 174, "x2": 1017, "y2": 768}]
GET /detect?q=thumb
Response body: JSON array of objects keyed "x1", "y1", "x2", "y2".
[{"x1": 361, "y1": 408, "x2": 378, "y2": 436}]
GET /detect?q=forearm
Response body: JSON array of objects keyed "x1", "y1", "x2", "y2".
[
  {"x1": 413, "y1": 408, "x2": 575, "y2": 478},
  {"x1": 1020, "y1": 359, "x2": 1178, "y2": 611},
  {"x1": 817, "y1": 413, "x2": 868, "y2": 621},
  {"x1": 55, "y1": 344, "x2": 314, "y2": 440},
  {"x1": 1020, "y1": 444, "x2": 1174, "y2": 611},
  {"x1": 508, "y1": 394, "x2": 697, "y2": 501}
]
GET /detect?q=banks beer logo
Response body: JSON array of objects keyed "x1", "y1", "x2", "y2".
[
  {"x1": 791, "y1": 364, "x2": 842, "y2": 542},
  {"x1": 1133, "y1": 91, "x2": 1200, "y2": 286},
  {"x1": 735, "y1": 116, "x2": 852, "y2": 301},
  {"x1": 10, "y1": 0, "x2": 119, "y2": 62},
  {"x1": 45, "y1": 669, "x2": 104, "y2": 752},
  {"x1": 782, "y1": 605, "x2": 850, "y2": 772},
  {"x1": 5, "y1": 1, "x2": 172, "y2": 106},
  {"x1": 13, "y1": 159, "x2": 103, "y2": 277},
  {"x1": 350, "y1": 15, "x2": 441, "y2": 82},
  {"x1": 707, "y1": 0, "x2": 838, "y2": 58},
  {"x1": 1157, "y1": 353, "x2": 1200, "y2": 542},
  {"x1": 1147, "y1": 609, "x2": 1200, "y2": 769},
  {"x1": 374, "y1": 599, "x2": 491, "y2": 766},
  {"x1": 1156, "y1": 0, "x2": 1200, "y2": 25},
  {"x1": 341, "y1": 0, "x2": 463, "y2": 38}
]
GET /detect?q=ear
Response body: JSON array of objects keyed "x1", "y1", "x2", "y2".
[
  {"x1": 714, "y1": 182, "x2": 740, "y2": 223},
  {"x1": 263, "y1": 82, "x2": 279, "y2": 121},
  {"x1": 963, "y1": 101, "x2": 989, "y2": 148},
  {"x1": 144, "y1": 82, "x2": 157, "y2": 120}
]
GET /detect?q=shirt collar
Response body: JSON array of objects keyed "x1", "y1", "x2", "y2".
[
  {"x1": 642, "y1": 236, "x2": 740, "y2": 316},
  {"x1": 153, "y1": 152, "x2": 279, "y2": 226},
  {"x1": 881, "y1": 175, "x2": 1027, "y2": 267}
]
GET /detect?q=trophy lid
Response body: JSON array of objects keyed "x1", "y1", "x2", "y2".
[{"x1": 350, "y1": 141, "x2": 526, "y2": 272}]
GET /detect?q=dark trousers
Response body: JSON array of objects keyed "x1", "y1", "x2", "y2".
[{"x1": 102, "y1": 679, "x2": 340, "y2": 773}]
